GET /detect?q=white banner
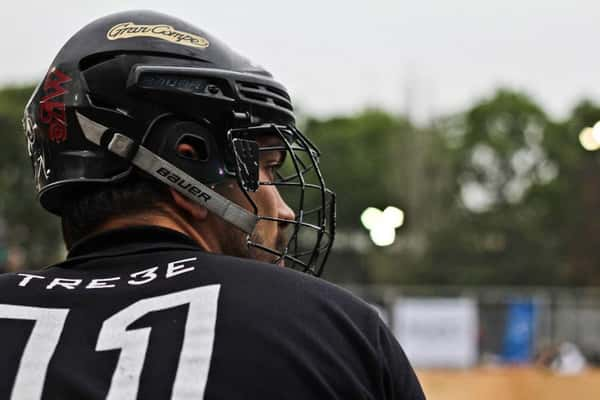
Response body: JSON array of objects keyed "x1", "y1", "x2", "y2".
[{"x1": 393, "y1": 297, "x2": 478, "y2": 368}]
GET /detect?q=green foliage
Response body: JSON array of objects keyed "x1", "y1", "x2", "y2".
[
  {"x1": 307, "y1": 90, "x2": 600, "y2": 286},
  {"x1": 531, "y1": 101, "x2": 600, "y2": 285},
  {"x1": 0, "y1": 85, "x2": 63, "y2": 269},
  {"x1": 304, "y1": 110, "x2": 412, "y2": 228},
  {"x1": 425, "y1": 89, "x2": 559, "y2": 285},
  {"x1": 427, "y1": 90, "x2": 600, "y2": 285},
  {"x1": 304, "y1": 110, "x2": 455, "y2": 283}
]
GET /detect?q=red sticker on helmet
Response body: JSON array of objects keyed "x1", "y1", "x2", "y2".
[{"x1": 39, "y1": 68, "x2": 72, "y2": 143}]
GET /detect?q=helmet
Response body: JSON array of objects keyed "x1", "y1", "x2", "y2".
[{"x1": 23, "y1": 10, "x2": 335, "y2": 275}]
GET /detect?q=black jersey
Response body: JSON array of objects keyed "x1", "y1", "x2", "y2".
[{"x1": 0, "y1": 226, "x2": 425, "y2": 400}]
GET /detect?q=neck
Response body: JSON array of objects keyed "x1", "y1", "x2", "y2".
[{"x1": 95, "y1": 208, "x2": 214, "y2": 252}]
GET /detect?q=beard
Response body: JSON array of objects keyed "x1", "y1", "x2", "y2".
[
  {"x1": 220, "y1": 222, "x2": 291, "y2": 265},
  {"x1": 204, "y1": 179, "x2": 292, "y2": 265}
]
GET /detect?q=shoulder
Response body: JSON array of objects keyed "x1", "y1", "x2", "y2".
[
  {"x1": 209, "y1": 254, "x2": 381, "y2": 328},
  {"x1": 217, "y1": 254, "x2": 370, "y2": 303}
]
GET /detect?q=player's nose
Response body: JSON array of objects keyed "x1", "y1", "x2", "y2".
[{"x1": 276, "y1": 191, "x2": 295, "y2": 224}]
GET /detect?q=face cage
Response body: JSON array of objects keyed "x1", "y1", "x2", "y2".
[{"x1": 227, "y1": 124, "x2": 336, "y2": 276}]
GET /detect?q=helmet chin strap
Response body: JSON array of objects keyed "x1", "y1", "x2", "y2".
[{"x1": 75, "y1": 112, "x2": 258, "y2": 235}]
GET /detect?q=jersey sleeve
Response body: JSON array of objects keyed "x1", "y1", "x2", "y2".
[{"x1": 377, "y1": 318, "x2": 426, "y2": 400}]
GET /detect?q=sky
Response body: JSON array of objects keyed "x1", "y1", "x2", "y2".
[{"x1": 3, "y1": 0, "x2": 600, "y2": 122}]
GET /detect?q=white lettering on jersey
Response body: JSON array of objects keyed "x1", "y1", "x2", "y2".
[
  {"x1": 166, "y1": 257, "x2": 197, "y2": 278},
  {"x1": 86, "y1": 277, "x2": 121, "y2": 289},
  {"x1": 127, "y1": 266, "x2": 159, "y2": 285},
  {"x1": 14, "y1": 257, "x2": 199, "y2": 291},
  {"x1": 46, "y1": 278, "x2": 83, "y2": 290},
  {"x1": 16, "y1": 273, "x2": 45, "y2": 287}
]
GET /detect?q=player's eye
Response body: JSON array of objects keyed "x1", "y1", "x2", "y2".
[{"x1": 262, "y1": 160, "x2": 283, "y2": 182}]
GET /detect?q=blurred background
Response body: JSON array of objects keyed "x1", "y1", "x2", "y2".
[{"x1": 2, "y1": 1, "x2": 600, "y2": 398}]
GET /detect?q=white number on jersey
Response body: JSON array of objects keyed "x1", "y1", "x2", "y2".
[
  {"x1": 0, "y1": 285, "x2": 221, "y2": 400},
  {"x1": 0, "y1": 305, "x2": 68, "y2": 400}
]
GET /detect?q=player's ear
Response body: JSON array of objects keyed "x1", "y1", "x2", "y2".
[{"x1": 169, "y1": 188, "x2": 209, "y2": 221}]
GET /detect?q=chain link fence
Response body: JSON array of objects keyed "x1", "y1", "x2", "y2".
[{"x1": 342, "y1": 284, "x2": 600, "y2": 366}]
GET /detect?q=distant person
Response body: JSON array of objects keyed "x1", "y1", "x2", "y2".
[{"x1": 0, "y1": 10, "x2": 425, "y2": 399}]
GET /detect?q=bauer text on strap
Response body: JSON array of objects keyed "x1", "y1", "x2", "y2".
[{"x1": 75, "y1": 112, "x2": 258, "y2": 234}]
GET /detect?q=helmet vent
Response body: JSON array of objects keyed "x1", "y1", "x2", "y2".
[{"x1": 236, "y1": 81, "x2": 293, "y2": 112}]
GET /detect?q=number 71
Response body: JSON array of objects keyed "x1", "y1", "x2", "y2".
[{"x1": 0, "y1": 285, "x2": 221, "y2": 400}]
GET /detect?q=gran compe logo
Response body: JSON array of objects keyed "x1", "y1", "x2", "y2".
[{"x1": 107, "y1": 22, "x2": 210, "y2": 49}]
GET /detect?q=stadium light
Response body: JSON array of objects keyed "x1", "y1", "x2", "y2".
[
  {"x1": 579, "y1": 127, "x2": 600, "y2": 151},
  {"x1": 383, "y1": 206, "x2": 405, "y2": 228},
  {"x1": 360, "y1": 206, "x2": 405, "y2": 247},
  {"x1": 593, "y1": 121, "x2": 600, "y2": 143}
]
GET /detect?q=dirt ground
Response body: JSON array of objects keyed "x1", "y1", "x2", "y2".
[{"x1": 416, "y1": 367, "x2": 600, "y2": 400}]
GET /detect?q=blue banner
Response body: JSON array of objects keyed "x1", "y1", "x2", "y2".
[{"x1": 502, "y1": 299, "x2": 536, "y2": 363}]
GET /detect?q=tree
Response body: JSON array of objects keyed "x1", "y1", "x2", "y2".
[
  {"x1": 533, "y1": 101, "x2": 600, "y2": 284},
  {"x1": 303, "y1": 110, "x2": 453, "y2": 283},
  {"x1": 426, "y1": 89, "x2": 600, "y2": 285}
]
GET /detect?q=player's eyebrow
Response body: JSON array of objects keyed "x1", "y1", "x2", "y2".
[
  {"x1": 256, "y1": 134, "x2": 284, "y2": 147},
  {"x1": 256, "y1": 136, "x2": 286, "y2": 163}
]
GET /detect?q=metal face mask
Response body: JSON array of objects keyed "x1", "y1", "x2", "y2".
[{"x1": 229, "y1": 124, "x2": 335, "y2": 276}]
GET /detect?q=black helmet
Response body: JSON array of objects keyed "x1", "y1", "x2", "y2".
[{"x1": 24, "y1": 10, "x2": 335, "y2": 275}]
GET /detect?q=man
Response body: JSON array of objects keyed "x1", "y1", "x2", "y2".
[{"x1": 0, "y1": 10, "x2": 425, "y2": 399}]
